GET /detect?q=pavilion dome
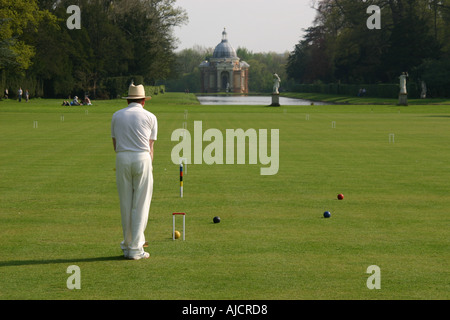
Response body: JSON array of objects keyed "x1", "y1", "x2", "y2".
[{"x1": 212, "y1": 28, "x2": 237, "y2": 59}]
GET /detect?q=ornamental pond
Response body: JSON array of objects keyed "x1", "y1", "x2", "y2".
[{"x1": 196, "y1": 95, "x2": 330, "y2": 106}]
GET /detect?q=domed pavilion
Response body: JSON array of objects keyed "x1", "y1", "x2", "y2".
[{"x1": 199, "y1": 28, "x2": 250, "y2": 93}]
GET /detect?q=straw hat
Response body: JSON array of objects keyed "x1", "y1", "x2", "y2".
[{"x1": 122, "y1": 84, "x2": 151, "y2": 100}]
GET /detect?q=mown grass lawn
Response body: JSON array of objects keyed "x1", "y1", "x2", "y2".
[{"x1": 0, "y1": 94, "x2": 449, "y2": 300}]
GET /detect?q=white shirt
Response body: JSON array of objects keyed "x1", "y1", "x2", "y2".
[{"x1": 111, "y1": 103, "x2": 157, "y2": 153}]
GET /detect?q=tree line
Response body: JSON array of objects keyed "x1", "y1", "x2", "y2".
[
  {"x1": 286, "y1": 0, "x2": 450, "y2": 97},
  {"x1": 3, "y1": 0, "x2": 449, "y2": 98},
  {"x1": 0, "y1": 0, "x2": 187, "y2": 99}
]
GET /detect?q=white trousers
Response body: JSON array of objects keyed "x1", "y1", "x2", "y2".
[{"x1": 115, "y1": 151, "x2": 153, "y2": 258}]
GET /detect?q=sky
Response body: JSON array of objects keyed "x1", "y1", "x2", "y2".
[{"x1": 173, "y1": 0, "x2": 318, "y2": 53}]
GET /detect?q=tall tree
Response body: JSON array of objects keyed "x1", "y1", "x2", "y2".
[
  {"x1": 1, "y1": 0, "x2": 188, "y2": 98},
  {"x1": 0, "y1": 0, "x2": 53, "y2": 73},
  {"x1": 111, "y1": 0, "x2": 188, "y2": 84},
  {"x1": 288, "y1": 0, "x2": 446, "y2": 85}
]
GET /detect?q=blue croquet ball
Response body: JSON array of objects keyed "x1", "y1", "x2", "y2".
[
  {"x1": 213, "y1": 216, "x2": 221, "y2": 223},
  {"x1": 323, "y1": 211, "x2": 331, "y2": 218}
]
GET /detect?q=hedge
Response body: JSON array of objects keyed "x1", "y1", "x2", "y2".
[
  {"x1": 292, "y1": 82, "x2": 421, "y2": 99},
  {"x1": 102, "y1": 76, "x2": 164, "y2": 99}
]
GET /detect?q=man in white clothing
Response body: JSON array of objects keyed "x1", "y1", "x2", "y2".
[{"x1": 111, "y1": 84, "x2": 157, "y2": 260}]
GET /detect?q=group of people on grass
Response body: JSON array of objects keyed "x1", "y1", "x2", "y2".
[
  {"x1": 3, "y1": 88, "x2": 29, "y2": 102},
  {"x1": 3, "y1": 88, "x2": 93, "y2": 106},
  {"x1": 62, "y1": 95, "x2": 92, "y2": 106}
]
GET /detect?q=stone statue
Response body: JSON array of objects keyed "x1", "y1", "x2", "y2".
[
  {"x1": 273, "y1": 73, "x2": 281, "y2": 94},
  {"x1": 399, "y1": 72, "x2": 408, "y2": 94},
  {"x1": 398, "y1": 72, "x2": 409, "y2": 106},
  {"x1": 421, "y1": 81, "x2": 427, "y2": 99}
]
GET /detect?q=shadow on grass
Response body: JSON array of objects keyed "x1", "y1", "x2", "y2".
[{"x1": 0, "y1": 255, "x2": 125, "y2": 267}]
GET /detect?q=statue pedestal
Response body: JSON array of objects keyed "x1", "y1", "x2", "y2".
[
  {"x1": 398, "y1": 93, "x2": 408, "y2": 106},
  {"x1": 270, "y1": 94, "x2": 280, "y2": 107}
]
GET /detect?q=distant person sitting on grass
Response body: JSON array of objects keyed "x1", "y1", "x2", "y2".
[
  {"x1": 357, "y1": 88, "x2": 366, "y2": 97},
  {"x1": 62, "y1": 100, "x2": 70, "y2": 106},
  {"x1": 71, "y1": 96, "x2": 81, "y2": 106},
  {"x1": 84, "y1": 96, "x2": 92, "y2": 105}
]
